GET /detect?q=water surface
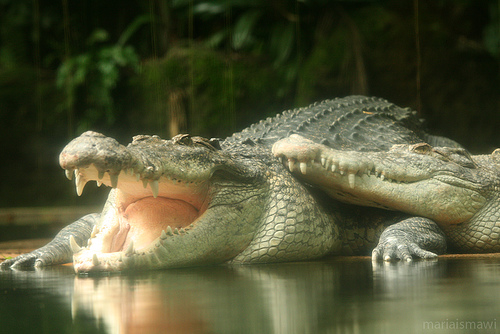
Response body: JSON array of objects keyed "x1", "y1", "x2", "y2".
[{"x1": 0, "y1": 257, "x2": 499, "y2": 333}]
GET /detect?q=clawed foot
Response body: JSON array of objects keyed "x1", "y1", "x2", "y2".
[
  {"x1": 371, "y1": 238, "x2": 438, "y2": 262},
  {"x1": 1, "y1": 252, "x2": 44, "y2": 270}
]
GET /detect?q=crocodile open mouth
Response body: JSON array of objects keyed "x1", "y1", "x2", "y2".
[{"x1": 65, "y1": 164, "x2": 210, "y2": 271}]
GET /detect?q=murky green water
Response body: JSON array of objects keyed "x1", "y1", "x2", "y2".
[{"x1": 0, "y1": 257, "x2": 499, "y2": 334}]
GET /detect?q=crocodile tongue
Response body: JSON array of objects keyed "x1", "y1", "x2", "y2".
[{"x1": 115, "y1": 196, "x2": 199, "y2": 252}]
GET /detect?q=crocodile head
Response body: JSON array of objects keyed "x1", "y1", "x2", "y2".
[
  {"x1": 274, "y1": 136, "x2": 500, "y2": 245},
  {"x1": 60, "y1": 131, "x2": 268, "y2": 273}
]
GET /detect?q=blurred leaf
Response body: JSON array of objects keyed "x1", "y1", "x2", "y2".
[
  {"x1": 483, "y1": 2, "x2": 499, "y2": 57},
  {"x1": 206, "y1": 30, "x2": 228, "y2": 48},
  {"x1": 117, "y1": 15, "x2": 151, "y2": 46},
  {"x1": 87, "y1": 29, "x2": 109, "y2": 46},
  {"x1": 269, "y1": 22, "x2": 295, "y2": 66},
  {"x1": 232, "y1": 11, "x2": 261, "y2": 50}
]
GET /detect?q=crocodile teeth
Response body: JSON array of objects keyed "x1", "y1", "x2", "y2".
[
  {"x1": 109, "y1": 172, "x2": 119, "y2": 188},
  {"x1": 91, "y1": 225, "x2": 99, "y2": 238},
  {"x1": 150, "y1": 180, "x2": 159, "y2": 198},
  {"x1": 75, "y1": 173, "x2": 87, "y2": 196},
  {"x1": 299, "y1": 162, "x2": 307, "y2": 174},
  {"x1": 96, "y1": 180, "x2": 102, "y2": 187},
  {"x1": 348, "y1": 173, "x2": 356, "y2": 189},
  {"x1": 98, "y1": 170, "x2": 105, "y2": 180},
  {"x1": 65, "y1": 169, "x2": 74, "y2": 180},
  {"x1": 324, "y1": 159, "x2": 332, "y2": 171},
  {"x1": 92, "y1": 254, "x2": 100, "y2": 266},
  {"x1": 166, "y1": 226, "x2": 174, "y2": 236},
  {"x1": 125, "y1": 241, "x2": 135, "y2": 256},
  {"x1": 173, "y1": 228, "x2": 180, "y2": 235},
  {"x1": 160, "y1": 230, "x2": 168, "y2": 240},
  {"x1": 288, "y1": 159, "x2": 296, "y2": 172},
  {"x1": 69, "y1": 235, "x2": 82, "y2": 254}
]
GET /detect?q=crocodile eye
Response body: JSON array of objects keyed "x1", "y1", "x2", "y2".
[
  {"x1": 172, "y1": 134, "x2": 193, "y2": 146},
  {"x1": 172, "y1": 134, "x2": 221, "y2": 151},
  {"x1": 409, "y1": 143, "x2": 432, "y2": 154},
  {"x1": 192, "y1": 136, "x2": 221, "y2": 151}
]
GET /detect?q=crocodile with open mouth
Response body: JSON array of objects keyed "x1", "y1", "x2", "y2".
[{"x1": 2, "y1": 96, "x2": 499, "y2": 273}]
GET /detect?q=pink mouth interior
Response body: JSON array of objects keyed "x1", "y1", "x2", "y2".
[{"x1": 108, "y1": 194, "x2": 201, "y2": 252}]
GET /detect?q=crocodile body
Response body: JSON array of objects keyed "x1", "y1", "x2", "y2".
[{"x1": 2, "y1": 96, "x2": 499, "y2": 273}]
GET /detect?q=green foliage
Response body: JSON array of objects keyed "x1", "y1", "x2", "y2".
[
  {"x1": 133, "y1": 45, "x2": 283, "y2": 138},
  {"x1": 484, "y1": 1, "x2": 500, "y2": 57},
  {"x1": 56, "y1": 16, "x2": 148, "y2": 133}
]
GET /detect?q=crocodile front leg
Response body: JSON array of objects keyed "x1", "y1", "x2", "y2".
[
  {"x1": 371, "y1": 217, "x2": 447, "y2": 261},
  {"x1": 1, "y1": 213, "x2": 98, "y2": 269}
]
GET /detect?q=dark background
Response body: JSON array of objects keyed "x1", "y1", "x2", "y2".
[{"x1": 1, "y1": 0, "x2": 499, "y2": 208}]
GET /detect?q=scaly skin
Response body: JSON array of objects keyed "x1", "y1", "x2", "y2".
[{"x1": 2, "y1": 95, "x2": 494, "y2": 272}]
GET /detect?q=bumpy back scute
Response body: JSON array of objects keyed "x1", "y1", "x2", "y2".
[{"x1": 226, "y1": 96, "x2": 427, "y2": 152}]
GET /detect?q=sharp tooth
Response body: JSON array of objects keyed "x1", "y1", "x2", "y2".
[
  {"x1": 69, "y1": 235, "x2": 82, "y2": 254},
  {"x1": 125, "y1": 241, "x2": 134, "y2": 256},
  {"x1": 65, "y1": 169, "x2": 74, "y2": 180},
  {"x1": 348, "y1": 173, "x2": 356, "y2": 189},
  {"x1": 380, "y1": 173, "x2": 385, "y2": 181},
  {"x1": 331, "y1": 164, "x2": 336, "y2": 173},
  {"x1": 299, "y1": 162, "x2": 307, "y2": 174},
  {"x1": 180, "y1": 228, "x2": 186, "y2": 234},
  {"x1": 166, "y1": 226, "x2": 174, "y2": 236},
  {"x1": 161, "y1": 230, "x2": 168, "y2": 240},
  {"x1": 321, "y1": 157, "x2": 326, "y2": 167},
  {"x1": 109, "y1": 172, "x2": 119, "y2": 188},
  {"x1": 174, "y1": 228, "x2": 179, "y2": 235},
  {"x1": 98, "y1": 170, "x2": 105, "y2": 180},
  {"x1": 92, "y1": 254, "x2": 100, "y2": 266},
  {"x1": 325, "y1": 159, "x2": 331, "y2": 170},
  {"x1": 75, "y1": 173, "x2": 87, "y2": 196},
  {"x1": 91, "y1": 225, "x2": 99, "y2": 238},
  {"x1": 150, "y1": 180, "x2": 159, "y2": 198},
  {"x1": 96, "y1": 180, "x2": 102, "y2": 187},
  {"x1": 136, "y1": 173, "x2": 141, "y2": 182},
  {"x1": 288, "y1": 159, "x2": 296, "y2": 172},
  {"x1": 142, "y1": 179, "x2": 148, "y2": 188}
]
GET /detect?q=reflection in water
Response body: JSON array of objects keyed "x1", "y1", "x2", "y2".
[
  {"x1": 1, "y1": 258, "x2": 500, "y2": 333},
  {"x1": 72, "y1": 263, "x2": 344, "y2": 334}
]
